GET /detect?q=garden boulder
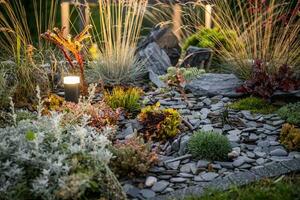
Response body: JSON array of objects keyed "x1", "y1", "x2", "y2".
[
  {"x1": 137, "y1": 42, "x2": 171, "y2": 75},
  {"x1": 181, "y1": 46, "x2": 213, "y2": 70},
  {"x1": 185, "y1": 73, "x2": 243, "y2": 97},
  {"x1": 137, "y1": 26, "x2": 181, "y2": 66}
]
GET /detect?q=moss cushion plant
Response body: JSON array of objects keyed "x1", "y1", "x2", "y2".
[{"x1": 188, "y1": 131, "x2": 231, "y2": 161}]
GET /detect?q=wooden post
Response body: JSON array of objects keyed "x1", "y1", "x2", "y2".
[
  {"x1": 172, "y1": 4, "x2": 182, "y2": 40},
  {"x1": 205, "y1": 4, "x2": 213, "y2": 29},
  {"x1": 85, "y1": 3, "x2": 90, "y2": 26},
  {"x1": 61, "y1": 2, "x2": 70, "y2": 36}
]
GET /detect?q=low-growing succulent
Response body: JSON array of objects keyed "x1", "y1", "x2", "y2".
[
  {"x1": 229, "y1": 97, "x2": 277, "y2": 114},
  {"x1": 138, "y1": 102, "x2": 181, "y2": 141},
  {"x1": 277, "y1": 102, "x2": 300, "y2": 125},
  {"x1": 188, "y1": 131, "x2": 231, "y2": 161},
  {"x1": 109, "y1": 137, "x2": 158, "y2": 178},
  {"x1": 42, "y1": 85, "x2": 120, "y2": 132},
  {"x1": 104, "y1": 86, "x2": 143, "y2": 115},
  {"x1": 280, "y1": 123, "x2": 300, "y2": 151},
  {"x1": 42, "y1": 93, "x2": 64, "y2": 115},
  {"x1": 160, "y1": 67, "x2": 205, "y2": 85}
]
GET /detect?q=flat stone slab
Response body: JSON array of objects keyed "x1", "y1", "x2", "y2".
[{"x1": 185, "y1": 73, "x2": 243, "y2": 97}]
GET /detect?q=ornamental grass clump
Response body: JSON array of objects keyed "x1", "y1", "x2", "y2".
[
  {"x1": 277, "y1": 102, "x2": 300, "y2": 126},
  {"x1": 0, "y1": 95, "x2": 126, "y2": 200},
  {"x1": 229, "y1": 97, "x2": 277, "y2": 114},
  {"x1": 104, "y1": 86, "x2": 143, "y2": 115},
  {"x1": 109, "y1": 137, "x2": 158, "y2": 178},
  {"x1": 280, "y1": 123, "x2": 300, "y2": 151},
  {"x1": 88, "y1": 0, "x2": 148, "y2": 85},
  {"x1": 0, "y1": 0, "x2": 59, "y2": 107},
  {"x1": 138, "y1": 102, "x2": 181, "y2": 141},
  {"x1": 188, "y1": 131, "x2": 231, "y2": 161},
  {"x1": 209, "y1": 0, "x2": 300, "y2": 79}
]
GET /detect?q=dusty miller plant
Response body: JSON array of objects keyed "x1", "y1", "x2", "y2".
[{"x1": 0, "y1": 89, "x2": 126, "y2": 199}]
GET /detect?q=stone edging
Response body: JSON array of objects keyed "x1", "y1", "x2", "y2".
[{"x1": 149, "y1": 158, "x2": 300, "y2": 200}]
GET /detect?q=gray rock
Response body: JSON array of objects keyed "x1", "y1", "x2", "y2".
[
  {"x1": 233, "y1": 157, "x2": 246, "y2": 167},
  {"x1": 123, "y1": 183, "x2": 135, "y2": 193},
  {"x1": 197, "y1": 160, "x2": 210, "y2": 168},
  {"x1": 228, "y1": 129, "x2": 242, "y2": 135},
  {"x1": 179, "y1": 173, "x2": 194, "y2": 178},
  {"x1": 171, "y1": 138, "x2": 180, "y2": 152},
  {"x1": 179, "y1": 135, "x2": 190, "y2": 156},
  {"x1": 149, "y1": 69, "x2": 166, "y2": 88},
  {"x1": 180, "y1": 163, "x2": 193, "y2": 173},
  {"x1": 289, "y1": 152, "x2": 300, "y2": 159},
  {"x1": 140, "y1": 189, "x2": 156, "y2": 198},
  {"x1": 227, "y1": 133, "x2": 240, "y2": 143},
  {"x1": 127, "y1": 187, "x2": 140, "y2": 198},
  {"x1": 165, "y1": 160, "x2": 181, "y2": 170},
  {"x1": 181, "y1": 46, "x2": 213, "y2": 69},
  {"x1": 151, "y1": 180, "x2": 170, "y2": 193},
  {"x1": 116, "y1": 124, "x2": 134, "y2": 140},
  {"x1": 254, "y1": 151, "x2": 267, "y2": 158},
  {"x1": 170, "y1": 177, "x2": 187, "y2": 183},
  {"x1": 202, "y1": 124, "x2": 214, "y2": 132},
  {"x1": 200, "y1": 172, "x2": 219, "y2": 181},
  {"x1": 185, "y1": 73, "x2": 243, "y2": 97},
  {"x1": 215, "y1": 162, "x2": 234, "y2": 169},
  {"x1": 194, "y1": 175, "x2": 204, "y2": 182},
  {"x1": 256, "y1": 158, "x2": 265, "y2": 165},
  {"x1": 249, "y1": 133, "x2": 259, "y2": 142},
  {"x1": 137, "y1": 42, "x2": 171, "y2": 75},
  {"x1": 145, "y1": 176, "x2": 158, "y2": 187},
  {"x1": 247, "y1": 151, "x2": 256, "y2": 158},
  {"x1": 228, "y1": 151, "x2": 240, "y2": 159},
  {"x1": 257, "y1": 140, "x2": 270, "y2": 148},
  {"x1": 202, "y1": 98, "x2": 212, "y2": 106},
  {"x1": 270, "y1": 149, "x2": 288, "y2": 157},
  {"x1": 138, "y1": 26, "x2": 181, "y2": 66}
]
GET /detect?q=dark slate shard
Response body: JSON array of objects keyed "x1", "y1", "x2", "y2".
[
  {"x1": 280, "y1": 158, "x2": 300, "y2": 171},
  {"x1": 227, "y1": 171, "x2": 259, "y2": 186},
  {"x1": 185, "y1": 73, "x2": 243, "y2": 97},
  {"x1": 137, "y1": 42, "x2": 171, "y2": 75},
  {"x1": 137, "y1": 26, "x2": 181, "y2": 66},
  {"x1": 127, "y1": 187, "x2": 141, "y2": 198},
  {"x1": 251, "y1": 162, "x2": 291, "y2": 178},
  {"x1": 207, "y1": 177, "x2": 233, "y2": 191},
  {"x1": 181, "y1": 46, "x2": 213, "y2": 70}
]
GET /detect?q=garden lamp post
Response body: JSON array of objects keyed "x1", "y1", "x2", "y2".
[{"x1": 64, "y1": 76, "x2": 80, "y2": 103}]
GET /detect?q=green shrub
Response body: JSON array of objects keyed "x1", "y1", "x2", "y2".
[
  {"x1": 109, "y1": 137, "x2": 158, "y2": 178},
  {"x1": 138, "y1": 102, "x2": 181, "y2": 141},
  {"x1": 277, "y1": 102, "x2": 300, "y2": 125},
  {"x1": 280, "y1": 123, "x2": 300, "y2": 151},
  {"x1": 183, "y1": 28, "x2": 236, "y2": 52},
  {"x1": 104, "y1": 87, "x2": 143, "y2": 114},
  {"x1": 188, "y1": 131, "x2": 231, "y2": 161},
  {"x1": 229, "y1": 97, "x2": 277, "y2": 114}
]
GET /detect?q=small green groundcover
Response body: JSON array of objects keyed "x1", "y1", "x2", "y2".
[{"x1": 185, "y1": 174, "x2": 300, "y2": 200}]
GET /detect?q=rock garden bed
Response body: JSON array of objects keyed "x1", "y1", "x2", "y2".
[{"x1": 118, "y1": 89, "x2": 300, "y2": 199}]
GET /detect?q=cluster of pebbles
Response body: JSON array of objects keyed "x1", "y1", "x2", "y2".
[{"x1": 116, "y1": 89, "x2": 300, "y2": 199}]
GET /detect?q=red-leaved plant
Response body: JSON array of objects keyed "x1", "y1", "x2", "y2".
[
  {"x1": 41, "y1": 25, "x2": 92, "y2": 94},
  {"x1": 236, "y1": 60, "x2": 300, "y2": 99}
]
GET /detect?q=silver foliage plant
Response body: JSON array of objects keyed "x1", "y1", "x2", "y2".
[{"x1": 0, "y1": 87, "x2": 126, "y2": 200}]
